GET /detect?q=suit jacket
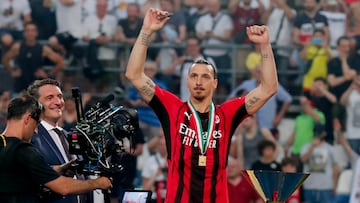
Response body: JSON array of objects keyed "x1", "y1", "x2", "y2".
[{"x1": 31, "y1": 123, "x2": 78, "y2": 203}]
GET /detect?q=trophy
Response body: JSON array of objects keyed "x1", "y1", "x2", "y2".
[{"x1": 241, "y1": 170, "x2": 310, "y2": 203}]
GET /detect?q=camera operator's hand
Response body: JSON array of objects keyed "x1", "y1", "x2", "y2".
[
  {"x1": 53, "y1": 158, "x2": 78, "y2": 177},
  {"x1": 94, "y1": 176, "x2": 112, "y2": 190}
]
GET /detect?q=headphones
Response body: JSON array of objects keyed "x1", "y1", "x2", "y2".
[
  {"x1": 0, "y1": 134, "x2": 6, "y2": 147},
  {"x1": 30, "y1": 101, "x2": 43, "y2": 124}
]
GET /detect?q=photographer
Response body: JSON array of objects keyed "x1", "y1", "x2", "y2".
[{"x1": 0, "y1": 93, "x2": 111, "y2": 203}]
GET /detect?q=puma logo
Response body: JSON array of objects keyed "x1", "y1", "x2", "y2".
[{"x1": 184, "y1": 112, "x2": 192, "y2": 120}]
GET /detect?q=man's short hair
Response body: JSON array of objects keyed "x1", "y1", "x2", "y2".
[
  {"x1": 24, "y1": 21, "x2": 37, "y2": 29},
  {"x1": 7, "y1": 93, "x2": 43, "y2": 123},
  {"x1": 193, "y1": 59, "x2": 217, "y2": 79},
  {"x1": 27, "y1": 79, "x2": 61, "y2": 99},
  {"x1": 336, "y1": 35, "x2": 350, "y2": 46}
]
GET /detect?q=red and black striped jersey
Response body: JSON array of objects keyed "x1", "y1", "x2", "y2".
[{"x1": 148, "y1": 86, "x2": 249, "y2": 203}]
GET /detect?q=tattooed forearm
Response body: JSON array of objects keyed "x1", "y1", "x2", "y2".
[
  {"x1": 139, "y1": 79, "x2": 155, "y2": 97},
  {"x1": 245, "y1": 96, "x2": 260, "y2": 109},
  {"x1": 140, "y1": 31, "x2": 151, "y2": 46},
  {"x1": 262, "y1": 54, "x2": 269, "y2": 59}
]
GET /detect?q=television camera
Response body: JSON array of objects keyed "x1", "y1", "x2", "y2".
[{"x1": 68, "y1": 87, "x2": 139, "y2": 176}]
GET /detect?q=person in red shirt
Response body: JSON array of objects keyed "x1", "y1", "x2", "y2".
[
  {"x1": 125, "y1": 8, "x2": 278, "y2": 203},
  {"x1": 227, "y1": 157, "x2": 263, "y2": 203}
]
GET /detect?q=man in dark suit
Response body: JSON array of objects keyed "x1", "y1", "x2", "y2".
[{"x1": 28, "y1": 78, "x2": 79, "y2": 203}]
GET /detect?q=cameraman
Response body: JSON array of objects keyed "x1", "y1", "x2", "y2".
[{"x1": 0, "y1": 93, "x2": 111, "y2": 203}]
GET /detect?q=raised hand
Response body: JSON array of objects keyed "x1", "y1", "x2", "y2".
[
  {"x1": 246, "y1": 25, "x2": 270, "y2": 44},
  {"x1": 142, "y1": 8, "x2": 171, "y2": 33}
]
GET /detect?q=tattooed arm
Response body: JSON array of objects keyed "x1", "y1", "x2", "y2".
[
  {"x1": 125, "y1": 8, "x2": 170, "y2": 103},
  {"x1": 244, "y1": 26, "x2": 278, "y2": 115}
]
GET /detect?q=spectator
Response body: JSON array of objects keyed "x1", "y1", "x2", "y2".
[
  {"x1": 328, "y1": 36, "x2": 357, "y2": 98},
  {"x1": 281, "y1": 157, "x2": 301, "y2": 203},
  {"x1": 81, "y1": 0, "x2": 97, "y2": 21},
  {"x1": 81, "y1": 0, "x2": 118, "y2": 87},
  {"x1": 108, "y1": 0, "x2": 141, "y2": 21},
  {"x1": 116, "y1": 3, "x2": 144, "y2": 87},
  {"x1": 160, "y1": 0, "x2": 187, "y2": 44},
  {"x1": 0, "y1": 90, "x2": 11, "y2": 132},
  {"x1": 305, "y1": 77, "x2": 337, "y2": 144},
  {"x1": 263, "y1": 0, "x2": 296, "y2": 87},
  {"x1": 333, "y1": 118, "x2": 358, "y2": 168},
  {"x1": 0, "y1": 0, "x2": 32, "y2": 52},
  {"x1": 227, "y1": 157, "x2": 262, "y2": 203},
  {"x1": 29, "y1": 0, "x2": 57, "y2": 40},
  {"x1": 346, "y1": 0, "x2": 360, "y2": 37},
  {"x1": 292, "y1": 0, "x2": 330, "y2": 48},
  {"x1": 230, "y1": 114, "x2": 277, "y2": 170},
  {"x1": 196, "y1": 0, "x2": 234, "y2": 96},
  {"x1": 333, "y1": 118, "x2": 356, "y2": 203},
  {"x1": 182, "y1": 0, "x2": 208, "y2": 37},
  {"x1": 141, "y1": 129, "x2": 168, "y2": 203},
  {"x1": 228, "y1": 44, "x2": 293, "y2": 131},
  {"x1": 228, "y1": 0, "x2": 264, "y2": 45},
  {"x1": 301, "y1": 28, "x2": 332, "y2": 92},
  {"x1": 285, "y1": 96, "x2": 325, "y2": 170},
  {"x1": 327, "y1": 36, "x2": 357, "y2": 129},
  {"x1": 300, "y1": 125, "x2": 339, "y2": 203},
  {"x1": 48, "y1": 0, "x2": 82, "y2": 59},
  {"x1": 116, "y1": 3, "x2": 143, "y2": 46},
  {"x1": 291, "y1": 0, "x2": 329, "y2": 82},
  {"x1": 2, "y1": 22, "x2": 64, "y2": 93},
  {"x1": 340, "y1": 74, "x2": 360, "y2": 155},
  {"x1": 0, "y1": 93, "x2": 112, "y2": 203},
  {"x1": 319, "y1": 0, "x2": 348, "y2": 55},
  {"x1": 251, "y1": 139, "x2": 281, "y2": 171}
]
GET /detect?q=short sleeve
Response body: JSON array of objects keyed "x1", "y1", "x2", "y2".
[{"x1": 16, "y1": 144, "x2": 60, "y2": 185}]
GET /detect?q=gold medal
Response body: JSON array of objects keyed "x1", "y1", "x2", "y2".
[{"x1": 198, "y1": 155, "x2": 206, "y2": 166}]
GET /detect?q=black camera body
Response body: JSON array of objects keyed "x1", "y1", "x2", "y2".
[{"x1": 69, "y1": 88, "x2": 139, "y2": 175}]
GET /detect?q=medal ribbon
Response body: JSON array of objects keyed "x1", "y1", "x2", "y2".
[{"x1": 188, "y1": 101, "x2": 215, "y2": 155}]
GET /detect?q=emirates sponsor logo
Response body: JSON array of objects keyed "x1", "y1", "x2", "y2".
[{"x1": 179, "y1": 123, "x2": 221, "y2": 148}]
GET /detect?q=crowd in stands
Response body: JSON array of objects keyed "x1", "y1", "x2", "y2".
[{"x1": 1, "y1": 0, "x2": 360, "y2": 202}]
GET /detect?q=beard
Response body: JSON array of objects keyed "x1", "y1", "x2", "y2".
[{"x1": 193, "y1": 94, "x2": 205, "y2": 101}]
